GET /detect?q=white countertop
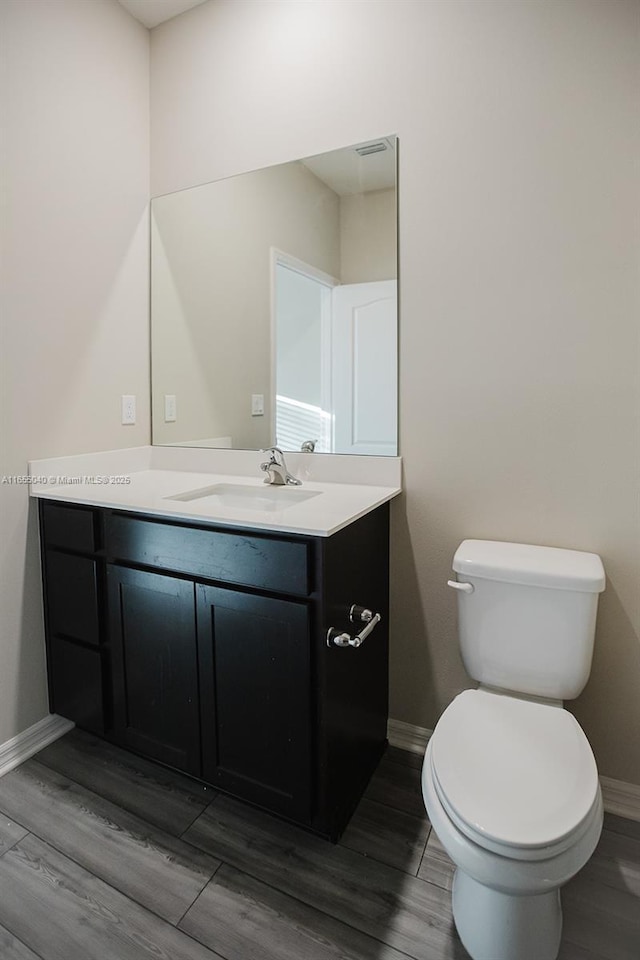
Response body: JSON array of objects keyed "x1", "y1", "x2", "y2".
[{"x1": 28, "y1": 448, "x2": 401, "y2": 537}]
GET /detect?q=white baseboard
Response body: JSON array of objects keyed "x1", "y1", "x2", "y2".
[
  {"x1": 387, "y1": 717, "x2": 432, "y2": 755},
  {"x1": 388, "y1": 717, "x2": 640, "y2": 823},
  {"x1": 0, "y1": 714, "x2": 74, "y2": 779},
  {"x1": 600, "y1": 776, "x2": 640, "y2": 822}
]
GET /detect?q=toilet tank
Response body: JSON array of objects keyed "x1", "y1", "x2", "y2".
[{"x1": 451, "y1": 540, "x2": 606, "y2": 700}]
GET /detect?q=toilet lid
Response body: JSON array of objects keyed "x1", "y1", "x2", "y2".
[{"x1": 430, "y1": 689, "x2": 599, "y2": 849}]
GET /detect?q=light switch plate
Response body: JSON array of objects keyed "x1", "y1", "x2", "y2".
[
  {"x1": 251, "y1": 394, "x2": 264, "y2": 416},
  {"x1": 164, "y1": 394, "x2": 177, "y2": 422}
]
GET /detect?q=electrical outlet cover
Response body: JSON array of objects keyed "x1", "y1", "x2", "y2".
[{"x1": 121, "y1": 394, "x2": 136, "y2": 425}]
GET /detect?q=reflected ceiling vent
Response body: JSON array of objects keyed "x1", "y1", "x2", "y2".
[
  {"x1": 301, "y1": 136, "x2": 396, "y2": 195},
  {"x1": 355, "y1": 141, "x2": 389, "y2": 157}
]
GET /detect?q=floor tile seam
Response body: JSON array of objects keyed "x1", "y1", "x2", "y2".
[
  {"x1": 577, "y1": 868, "x2": 640, "y2": 901},
  {"x1": 338, "y1": 824, "x2": 432, "y2": 880},
  {"x1": 0, "y1": 914, "x2": 46, "y2": 960},
  {"x1": 174, "y1": 917, "x2": 245, "y2": 960},
  {"x1": 1, "y1": 784, "x2": 442, "y2": 908},
  {"x1": 380, "y1": 756, "x2": 424, "y2": 775},
  {"x1": 364, "y1": 792, "x2": 429, "y2": 821},
  {"x1": 174, "y1": 852, "x2": 424, "y2": 960},
  {"x1": 1, "y1": 834, "x2": 228, "y2": 960},
  {"x1": 413, "y1": 868, "x2": 455, "y2": 896},
  {"x1": 336, "y1": 836, "x2": 418, "y2": 878},
  {"x1": 0, "y1": 831, "x2": 47, "y2": 960},
  {"x1": 563, "y1": 870, "x2": 640, "y2": 909},
  {"x1": 0, "y1": 829, "x2": 29, "y2": 860},
  {"x1": 181, "y1": 801, "x2": 457, "y2": 914},
  {"x1": 178, "y1": 794, "x2": 226, "y2": 853},
  {"x1": 0, "y1": 827, "x2": 221, "y2": 933},
  {"x1": 596, "y1": 831, "x2": 640, "y2": 858},
  {"x1": 382, "y1": 741, "x2": 424, "y2": 770},
  {"x1": 13, "y1": 759, "x2": 444, "y2": 952},
  {"x1": 387, "y1": 763, "x2": 423, "y2": 773},
  {"x1": 358, "y1": 793, "x2": 431, "y2": 825},
  {"x1": 174, "y1": 859, "x2": 225, "y2": 929},
  {"x1": 179, "y1": 824, "x2": 460, "y2": 960},
  {"x1": 29, "y1": 752, "x2": 209, "y2": 837},
  {"x1": 178, "y1": 790, "x2": 219, "y2": 835},
  {"x1": 181, "y1": 812, "x2": 441, "y2": 895},
  {"x1": 42, "y1": 750, "x2": 428, "y2": 846},
  {"x1": 0, "y1": 803, "x2": 30, "y2": 839},
  {"x1": 4, "y1": 756, "x2": 218, "y2": 857},
  {"x1": 602, "y1": 823, "x2": 640, "y2": 843},
  {"x1": 410, "y1": 828, "x2": 432, "y2": 878},
  {"x1": 5, "y1": 792, "x2": 445, "y2": 960}
]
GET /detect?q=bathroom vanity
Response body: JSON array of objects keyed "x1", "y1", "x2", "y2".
[
  {"x1": 32, "y1": 451, "x2": 400, "y2": 840},
  {"x1": 31, "y1": 133, "x2": 401, "y2": 840}
]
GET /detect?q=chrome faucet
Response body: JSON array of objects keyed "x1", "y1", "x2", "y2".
[{"x1": 260, "y1": 447, "x2": 302, "y2": 486}]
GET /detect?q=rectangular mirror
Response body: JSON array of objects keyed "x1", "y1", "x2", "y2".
[{"x1": 151, "y1": 136, "x2": 397, "y2": 455}]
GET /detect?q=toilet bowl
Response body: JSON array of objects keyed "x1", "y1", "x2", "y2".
[
  {"x1": 423, "y1": 540, "x2": 606, "y2": 960},
  {"x1": 422, "y1": 689, "x2": 603, "y2": 960}
]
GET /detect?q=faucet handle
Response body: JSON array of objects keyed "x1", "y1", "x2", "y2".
[{"x1": 260, "y1": 446, "x2": 284, "y2": 464}]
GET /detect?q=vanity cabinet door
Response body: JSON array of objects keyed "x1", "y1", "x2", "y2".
[
  {"x1": 197, "y1": 584, "x2": 312, "y2": 822},
  {"x1": 108, "y1": 565, "x2": 200, "y2": 777}
]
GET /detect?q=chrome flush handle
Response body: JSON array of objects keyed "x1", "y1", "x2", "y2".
[{"x1": 447, "y1": 580, "x2": 474, "y2": 593}]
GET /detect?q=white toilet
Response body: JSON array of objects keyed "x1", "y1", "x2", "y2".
[{"x1": 422, "y1": 539, "x2": 606, "y2": 960}]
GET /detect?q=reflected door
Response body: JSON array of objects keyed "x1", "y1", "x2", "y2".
[
  {"x1": 331, "y1": 280, "x2": 397, "y2": 456},
  {"x1": 275, "y1": 262, "x2": 333, "y2": 452}
]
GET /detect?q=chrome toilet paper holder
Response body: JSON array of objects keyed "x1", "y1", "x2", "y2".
[{"x1": 326, "y1": 604, "x2": 382, "y2": 648}]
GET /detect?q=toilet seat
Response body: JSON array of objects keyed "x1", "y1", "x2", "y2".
[{"x1": 429, "y1": 689, "x2": 599, "y2": 858}]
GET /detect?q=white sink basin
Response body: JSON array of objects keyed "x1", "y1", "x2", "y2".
[{"x1": 165, "y1": 482, "x2": 321, "y2": 512}]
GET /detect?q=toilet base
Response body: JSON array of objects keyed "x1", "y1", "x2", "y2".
[{"x1": 452, "y1": 868, "x2": 563, "y2": 960}]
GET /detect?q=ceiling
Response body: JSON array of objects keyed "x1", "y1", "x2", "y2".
[{"x1": 118, "y1": 0, "x2": 208, "y2": 29}]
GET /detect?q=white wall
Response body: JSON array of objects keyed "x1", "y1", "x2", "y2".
[
  {"x1": 151, "y1": 0, "x2": 640, "y2": 783},
  {"x1": 0, "y1": 0, "x2": 149, "y2": 743}
]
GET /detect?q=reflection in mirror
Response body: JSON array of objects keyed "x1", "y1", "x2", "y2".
[{"x1": 151, "y1": 136, "x2": 397, "y2": 455}]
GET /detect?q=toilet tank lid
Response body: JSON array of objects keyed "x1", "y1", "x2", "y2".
[{"x1": 453, "y1": 540, "x2": 605, "y2": 592}]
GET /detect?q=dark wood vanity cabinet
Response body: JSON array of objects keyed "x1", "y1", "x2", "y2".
[{"x1": 38, "y1": 498, "x2": 390, "y2": 840}]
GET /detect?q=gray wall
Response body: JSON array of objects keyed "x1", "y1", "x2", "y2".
[{"x1": 0, "y1": 0, "x2": 149, "y2": 744}]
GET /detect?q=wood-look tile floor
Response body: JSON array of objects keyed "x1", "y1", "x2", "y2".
[{"x1": 0, "y1": 731, "x2": 638, "y2": 960}]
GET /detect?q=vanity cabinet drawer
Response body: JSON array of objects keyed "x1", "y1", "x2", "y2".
[
  {"x1": 105, "y1": 514, "x2": 311, "y2": 596},
  {"x1": 41, "y1": 502, "x2": 96, "y2": 553}
]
